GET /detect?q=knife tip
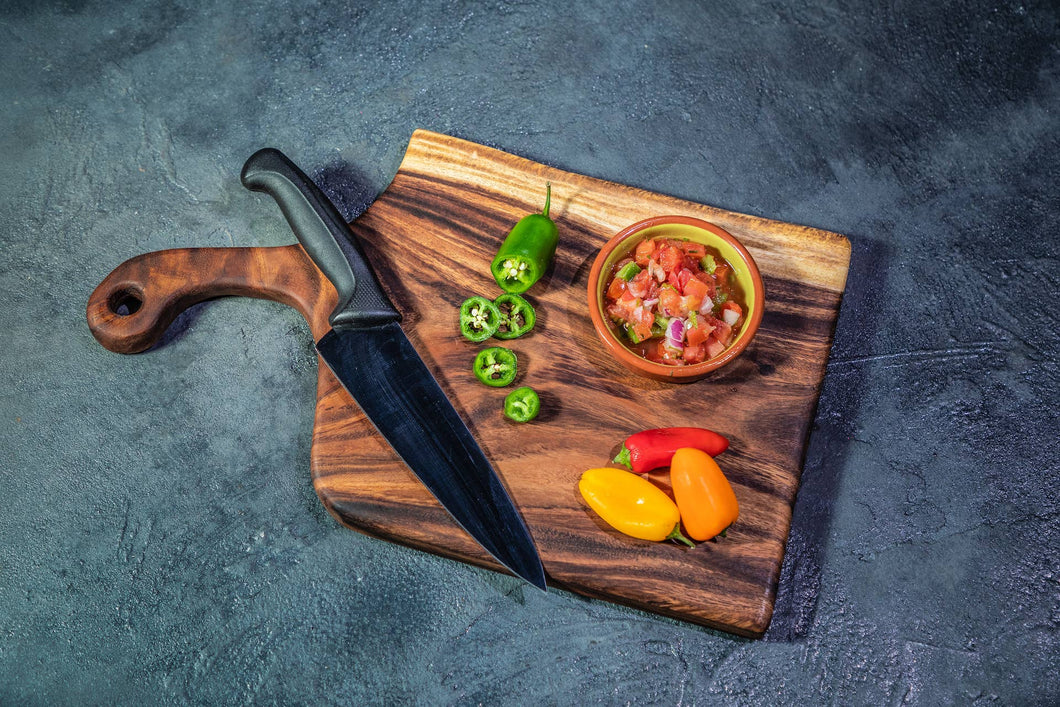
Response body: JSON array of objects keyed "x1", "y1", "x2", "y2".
[{"x1": 518, "y1": 566, "x2": 548, "y2": 593}]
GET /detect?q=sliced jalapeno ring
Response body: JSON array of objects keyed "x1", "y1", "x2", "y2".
[
  {"x1": 473, "y1": 346, "x2": 518, "y2": 387},
  {"x1": 493, "y1": 293, "x2": 536, "y2": 340},
  {"x1": 504, "y1": 386, "x2": 540, "y2": 423},
  {"x1": 459, "y1": 296, "x2": 501, "y2": 342}
]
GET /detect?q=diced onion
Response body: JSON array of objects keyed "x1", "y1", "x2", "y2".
[
  {"x1": 665, "y1": 317, "x2": 685, "y2": 351},
  {"x1": 699, "y1": 297, "x2": 713, "y2": 315},
  {"x1": 722, "y1": 308, "x2": 739, "y2": 326},
  {"x1": 649, "y1": 261, "x2": 666, "y2": 282}
]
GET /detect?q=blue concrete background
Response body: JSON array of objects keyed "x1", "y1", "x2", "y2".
[{"x1": 2, "y1": 1, "x2": 1058, "y2": 703}]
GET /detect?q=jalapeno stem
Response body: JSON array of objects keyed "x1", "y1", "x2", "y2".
[{"x1": 541, "y1": 182, "x2": 551, "y2": 218}]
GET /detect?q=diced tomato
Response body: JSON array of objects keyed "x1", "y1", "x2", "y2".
[
  {"x1": 680, "y1": 241, "x2": 707, "y2": 258},
  {"x1": 713, "y1": 263, "x2": 730, "y2": 285},
  {"x1": 658, "y1": 287, "x2": 685, "y2": 318},
  {"x1": 659, "y1": 350, "x2": 682, "y2": 366},
  {"x1": 609, "y1": 294, "x2": 653, "y2": 342},
  {"x1": 606, "y1": 277, "x2": 628, "y2": 300},
  {"x1": 685, "y1": 321, "x2": 713, "y2": 347},
  {"x1": 682, "y1": 277, "x2": 709, "y2": 301},
  {"x1": 705, "y1": 336, "x2": 726, "y2": 360},
  {"x1": 606, "y1": 300, "x2": 631, "y2": 322},
  {"x1": 640, "y1": 339, "x2": 664, "y2": 364},
  {"x1": 630, "y1": 307, "x2": 654, "y2": 341},
  {"x1": 608, "y1": 290, "x2": 638, "y2": 321},
  {"x1": 721, "y1": 300, "x2": 743, "y2": 317},
  {"x1": 658, "y1": 245, "x2": 683, "y2": 274},
  {"x1": 714, "y1": 319, "x2": 733, "y2": 345},
  {"x1": 681, "y1": 275, "x2": 706, "y2": 312},
  {"x1": 627, "y1": 269, "x2": 652, "y2": 298},
  {"x1": 634, "y1": 239, "x2": 656, "y2": 267},
  {"x1": 666, "y1": 269, "x2": 682, "y2": 291},
  {"x1": 693, "y1": 270, "x2": 717, "y2": 296},
  {"x1": 682, "y1": 343, "x2": 706, "y2": 364},
  {"x1": 677, "y1": 268, "x2": 695, "y2": 292}
]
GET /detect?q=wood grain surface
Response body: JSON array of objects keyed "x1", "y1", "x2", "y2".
[{"x1": 87, "y1": 130, "x2": 850, "y2": 637}]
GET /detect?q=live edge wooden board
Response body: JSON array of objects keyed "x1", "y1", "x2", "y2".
[{"x1": 87, "y1": 130, "x2": 851, "y2": 637}]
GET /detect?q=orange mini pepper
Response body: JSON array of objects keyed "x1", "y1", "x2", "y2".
[
  {"x1": 578, "y1": 468, "x2": 694, "y2": 546},
  {"x1": 670, "y1": 447, "x2": 739, "y2": 541}
]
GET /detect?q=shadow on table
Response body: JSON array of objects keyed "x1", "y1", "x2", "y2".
[{"x1": 765, "y1": 233, "x2": 889, "y2": 642}]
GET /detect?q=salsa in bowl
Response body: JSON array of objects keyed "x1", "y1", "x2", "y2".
[{"x1": 587, "y1": 216, "x2": 764, "y2": 382}]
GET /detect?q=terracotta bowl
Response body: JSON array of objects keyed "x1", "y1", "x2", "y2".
[{"x1": 587, "y1": 215, "x2": 765, "y2": 382}]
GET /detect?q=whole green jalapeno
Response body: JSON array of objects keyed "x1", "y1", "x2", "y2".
[{"x1": 490, "y1": 183, "x2": 559, "y2": 294}]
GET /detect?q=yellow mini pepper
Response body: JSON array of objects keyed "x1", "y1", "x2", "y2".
[
  {"x1": 578, "y1": 468, "x2": 694, "y2": 546},
  {"x1": 670, "y1": 447, "x2": 739, "y2": 541}
]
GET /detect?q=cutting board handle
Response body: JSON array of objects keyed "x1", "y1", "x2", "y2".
[{"x1": 86, "y1": 244, "x2": 335, "y2": 354}]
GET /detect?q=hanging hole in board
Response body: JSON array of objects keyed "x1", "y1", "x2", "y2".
[{"x1": 107, "y1": 287, "x2": 143, "y2": 316}]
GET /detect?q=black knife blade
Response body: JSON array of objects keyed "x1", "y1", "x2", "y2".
[{"x1": 240, "y1": 148, "x2": 546, "y2": 591}]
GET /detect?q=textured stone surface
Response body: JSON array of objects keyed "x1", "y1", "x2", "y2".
[{"x1": 2, "y1": 0, "x2": 1058, "y2": 703}]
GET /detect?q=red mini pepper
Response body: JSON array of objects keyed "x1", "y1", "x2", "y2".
[{"x1": 613, "y1": 427, "x2": 729, "y2": 473}]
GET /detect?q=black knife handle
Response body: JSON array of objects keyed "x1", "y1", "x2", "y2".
[{"x1": 240, "y1": 148, "x2": 400, "y2": 329}]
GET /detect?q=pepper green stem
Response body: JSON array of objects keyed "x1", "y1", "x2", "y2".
[
  {"x1": 612, "y1": 445, "x2": 632, "y2": 470},
  {"x1": 667, "y1": 524, "x2": 695, "y2": 548},
  {"x1": 541, "y1": 182, "x2": 551, "y2": 218}
]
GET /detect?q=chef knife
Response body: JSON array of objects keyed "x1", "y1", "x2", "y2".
[{"x1": 240, "y1": 148, "x2": 546, "y2": 591}]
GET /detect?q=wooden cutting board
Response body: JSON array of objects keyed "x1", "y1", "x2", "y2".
[{"x1": 87, "y1": 130, "x2": 850, "y2": 637}]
